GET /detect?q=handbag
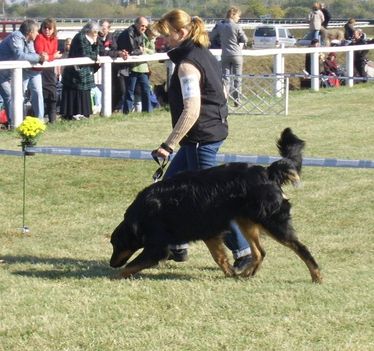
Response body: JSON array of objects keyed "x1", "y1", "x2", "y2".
[{"x1": 0, "y1": 109, "x2": 8, "y2": 125}]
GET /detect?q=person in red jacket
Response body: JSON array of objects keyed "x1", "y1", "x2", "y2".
[{"x1": 34, "y1": 18, "x2": 62, "y2": 123}]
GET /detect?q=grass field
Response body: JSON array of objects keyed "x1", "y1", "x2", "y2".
[{"x1": 0, "y1": 84, "x2": 373, "y2": 350}]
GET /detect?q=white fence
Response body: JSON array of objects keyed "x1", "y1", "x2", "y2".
[{"x1": 1, "y1": 43, "x2": 374, "y2": 127}]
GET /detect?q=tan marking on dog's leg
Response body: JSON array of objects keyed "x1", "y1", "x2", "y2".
[
  {"x1": 204, "y1": 237, "x2": 234, "y2": 277},
  {"x1": 118, "y1": 264, "x2": 147, "y2": 279},
  {"x1": 114, "y1": 250, "x2": 160, "y2": 279},
  {"x1": 288, "y1": 241, "x2": 322, "y2": 283},
  {"x1": 236, "y1": 219, "x2": 264, "y2": 277},
  {"x1": 266, "y1": 230, "x2": 323, "y2": 284}
]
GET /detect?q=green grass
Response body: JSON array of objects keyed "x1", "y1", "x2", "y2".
[{"x1": 0, "y1": 85, "x2": 373, "y2": 350}]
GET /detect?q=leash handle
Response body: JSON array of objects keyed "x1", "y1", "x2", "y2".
[{"x1": 151, "y1": 150, "x2": 170, "y2": 182}]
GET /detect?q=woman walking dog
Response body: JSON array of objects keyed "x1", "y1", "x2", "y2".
[{"x1": 152, "y1": 9, "x2": 252, "y2": 270}]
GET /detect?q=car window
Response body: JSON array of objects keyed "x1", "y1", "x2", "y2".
[
  {"x1": 279, "y1": 29, "x2": 286, "y2": 38},
  {"x1": 255, "y1": 27, "x2": 276, "y2": 37}
]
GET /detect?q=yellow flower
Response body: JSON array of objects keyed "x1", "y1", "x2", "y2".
[{"x1": 17, "y1": 116, "x2": 46, "y2": 149}]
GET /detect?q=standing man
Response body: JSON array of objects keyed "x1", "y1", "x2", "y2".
[
  {"x1": 98, "y1": 19, "x2": 128, "y2": 112},
  {"x1": 116, "y1": 16, "x2": 152, "y2": 114},
  {"x1": 320, "y1": 3, "x2": 331, "y2": 46},
  {"x1": 209, "y1": 7, "x2": 248, "y2": 106},
  {"x1": 0, "y1": 19, "x2": 48, "y2": 128}
]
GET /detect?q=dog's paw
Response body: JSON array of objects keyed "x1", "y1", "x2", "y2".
[
  {"x1": 224, "y1": 267, "x2": 235, "y2": 277},
  {"x1": 312, "y1": 270, "x2": 323, "y2": 283}
]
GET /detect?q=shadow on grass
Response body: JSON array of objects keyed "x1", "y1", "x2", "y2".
[{"x1": 1, "y1": 255, "x2": 202, "y2": 281}]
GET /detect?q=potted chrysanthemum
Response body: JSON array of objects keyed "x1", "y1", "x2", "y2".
[{"x1": 16, "y1": 116, "x2": 46, "y2": 155}]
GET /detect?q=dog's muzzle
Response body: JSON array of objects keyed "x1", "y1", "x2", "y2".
[{"x1": 110, "y1": 249, "x2": 135, "y2": 268}]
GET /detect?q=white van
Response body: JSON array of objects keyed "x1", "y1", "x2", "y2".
[{"x1": 252, "y1": 25, "x2": 296, "y2": 49}]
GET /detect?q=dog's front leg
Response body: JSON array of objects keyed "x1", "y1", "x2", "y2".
[
  {"x1": 203, "y1": 237, "x2": 235, "y2": 277},
  {"x1": 116, "y1": 248, "x2": 161, "y2": 279}
]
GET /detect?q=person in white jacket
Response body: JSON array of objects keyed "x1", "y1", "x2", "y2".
[{"x1": 308, "y1": 2, "x2": 325, "y2": 43}]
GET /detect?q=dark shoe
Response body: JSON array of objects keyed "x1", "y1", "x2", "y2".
[
  {"x1": 233, "y1": 254, "x2": 252, "y2": 274},
  {"x1": 167, "y1": 249, "x2": 188, "y2": 262}
]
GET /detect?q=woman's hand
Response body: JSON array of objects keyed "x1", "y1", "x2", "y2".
[{"x1": 155, "y1": 146, "x2": 170, "y2": 160}]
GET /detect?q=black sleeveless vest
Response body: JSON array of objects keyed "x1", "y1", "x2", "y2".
[{"x1": 167, "y1": 40, "x2": 228, "y2": 145}]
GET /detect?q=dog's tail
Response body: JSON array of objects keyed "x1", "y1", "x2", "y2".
[{"x1": 267, "y1": 128, "x2": 305, "y2": 187}]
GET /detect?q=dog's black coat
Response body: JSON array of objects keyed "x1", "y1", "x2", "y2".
[{"x1": 110, "y1": 128, "x2": 322, "y2": 282}]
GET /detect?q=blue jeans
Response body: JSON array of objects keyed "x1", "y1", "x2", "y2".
[
  {"x1": 0, "y1": 73, "x2": 12, "y2": 126},
  {"x1": 164, "y1": 141, "x2": 251, "y2": 259},
  {"x1": 123, "y1": 72, "x2": 152, "y2": 114},
  {"x1": 311, "y1": 30, "x2": 320, "y2": 42},
  {"x1": 23, "y1": 70, "x2": 44, "y2": 120}
]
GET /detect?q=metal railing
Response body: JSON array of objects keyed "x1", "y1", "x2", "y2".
[{"x1": 1, "y1": 43, "x2": 373, "y2": 127}]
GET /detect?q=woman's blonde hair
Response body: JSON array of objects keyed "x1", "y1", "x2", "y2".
[
  {"x1": 153, "y1": 9, "x2": 209, "y2": 48},
  {"x1": 226, "y1": 6, "x2": 241, "y2": 19}
]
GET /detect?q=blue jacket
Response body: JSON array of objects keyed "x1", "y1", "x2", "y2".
[{"x1": 0, "y1": 30, "x2": 40, "y2": 80}]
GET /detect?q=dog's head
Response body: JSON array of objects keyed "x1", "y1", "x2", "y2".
[{"x1": 109, "y1": 220, "x2": 143, "y2": 268}]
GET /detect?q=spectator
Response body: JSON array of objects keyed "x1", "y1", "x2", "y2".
[
  {"x1": 62, "y1": 38, "x2": 72, "y2": 57},
  {"x1": 117, "y1": 16, "x2": 152, "y2": 114},
  {"x1": 351, "y1": 29, "x2": 369, "y2": 83},
  {"x1": 209, "y1": 6, "x2": 248, "y2": 106},
  {"x1": 320, "y1": 3, "x2": 331, "y2": 28},
  {"x1": 209, "y1": 19, "x2": 224, "y2": 49},
  {"x1": 34, "y1": 18, "x2": 62, "y2": 123},
  {"x1": 60, "y1": 21, "x2": 100, "y2": 120},
  {"x1": 323, "y1": 52, "x2": 340, "y2": 75},
  {"x1": 308, "y1": 2, "x2": 325, "y2": 43},
  {"x1": 304, "y1": 38, "x2": 321, "y2": 75},
  {"x1": 152, "y1": 9, "x2": 252, "y2": 270},
  {"x1": 0, "y1": 19, "x2": 48, "y2": 128},
  {"x1": 132, "y1": 24, "x2": 158, "y2": 112},
  {"x1": 320, "y1": 3, "x2": 331, "y2": 46},
  {"x1": 98, "y1": 19, "x2": 128, "y2": 112},
  {"x1": 344, "y1": 18, "x2": 356, "y2": 41}
]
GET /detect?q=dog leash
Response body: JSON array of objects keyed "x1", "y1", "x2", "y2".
[{"x1": 151, "y1": 150, "x2": 170, "y2": 183}]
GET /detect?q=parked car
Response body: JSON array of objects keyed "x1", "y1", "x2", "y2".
[
  {"x1": 252, "y1": 25, "x2": 296, "y2": 49},
  {"x1": 296, "y1": 31, "x2": 349, "y2": 47}
]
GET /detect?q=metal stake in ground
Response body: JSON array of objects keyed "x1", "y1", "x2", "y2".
[{"x1": 19, "y1": 153, "x2": 30, "y2": 234}]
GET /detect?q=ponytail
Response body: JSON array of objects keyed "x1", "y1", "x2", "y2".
[{"x1": 189, "y1": 16, "x2": 209, "y2": 47}]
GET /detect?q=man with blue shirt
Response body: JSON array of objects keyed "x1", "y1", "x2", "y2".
[{"x1": 0, "y1": 19, "x2": 48, "y2": 128}]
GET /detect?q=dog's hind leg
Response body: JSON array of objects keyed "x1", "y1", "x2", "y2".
[
  {"x1": 263, "y1": 217, "x2": 322, "y2": 283},
  {"x1": 285, "y1": 239, "x2": 322, "y2": 283},
  {"x1": 235, "y1": 219, "x2": 266, "y2": 277},
  {"x1": 117, "y1": 247, "x2": 168, "y2": 279},
  {"x1": 203, "y1": 237, "x2": 235, "y2": 277}
]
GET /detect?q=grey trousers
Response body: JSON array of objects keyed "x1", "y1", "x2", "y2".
[{"x1": 221, "y1": 55, "x2": 243, "y2": 103}]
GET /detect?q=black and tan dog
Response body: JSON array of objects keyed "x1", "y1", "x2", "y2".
[{"x1": 110, "y1": 128, "x2": 322, "y2": 283}]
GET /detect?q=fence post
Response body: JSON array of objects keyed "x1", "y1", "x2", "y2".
[
  {"x1": 311, "y1": 52, "x2": 320, "y2": 91},
  {"x1": 345, "y1": 49, "x2": 354, "y2": 87},
  {"x1": 101, "y1": 61, "x2": 112, "y2": 117},
  {"x1": 11, "y1": 67, "x2": 24, "y2": 128},
  {"x1": 273, "y1": 48, "x2": 284, "y2": 97}
]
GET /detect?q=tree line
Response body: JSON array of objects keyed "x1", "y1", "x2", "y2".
[{"x1": 3, "y1": 0, "x2": 374, "y2": 20}]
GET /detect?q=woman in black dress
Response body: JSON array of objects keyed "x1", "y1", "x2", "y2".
[{"x1": 61, "y1": 21, "x2": 99, "y2": 120}]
